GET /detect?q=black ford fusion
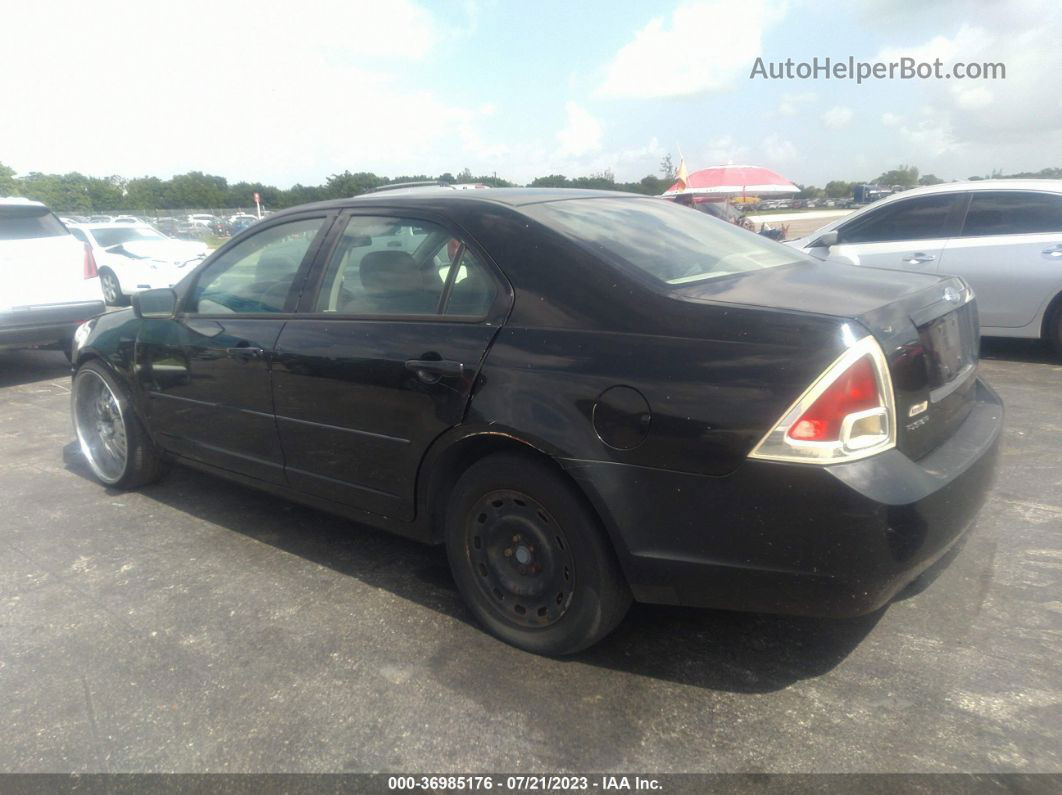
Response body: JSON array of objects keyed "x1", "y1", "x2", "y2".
[{"x1": 70, "y1": 188, "x2": 1002, "y2": 655}]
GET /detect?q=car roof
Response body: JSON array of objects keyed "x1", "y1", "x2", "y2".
[
  {"x1": 281, "y1": 187, "x2": 655, "y2": 216},
  {"x1": 0, "y1": 196, "x2": 48, "y2": 208},
  {"x1": 879, "y1": 179, "x2": 1062, "y2": 198}
]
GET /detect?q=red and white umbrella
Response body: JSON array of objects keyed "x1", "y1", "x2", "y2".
[{"x1": 663, "y1": 165, "x2": 799, "y2": 196}]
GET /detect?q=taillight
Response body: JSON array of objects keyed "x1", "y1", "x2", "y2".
[
  {"x1": 749, "y1": 332, "x2": 896, "y2": 463},
  {"x1": 83, "y1": 244, "x2": 98, "y2": 279}
]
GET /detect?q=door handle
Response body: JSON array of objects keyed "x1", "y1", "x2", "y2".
[
  {"x1": 1042, "y1": 245, "x2": 1062, "y2": 258},
  {"x1": 902, "y1": 252, "x2": 936, "y2": 265},
  {"x1": 226, "y1": 346, "x2": 264, "y2": 360},
  {"x1": 405, "y1": 359, "x2": 465, "y2": 382}
]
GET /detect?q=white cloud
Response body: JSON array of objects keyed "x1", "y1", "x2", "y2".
[
  {"x1": 762, "y1": 135, "x2": 797, "y2": 163},
  {"x1": 881, "y1": 112, "x2": 902, "y2": 127},
  {"x1": 702, "y1": 135, "x2": 750, "y2": 166},
  {"x1": 596, "y1": 1, "x2": 784, "y2": 98},
  {"x1": 556, "y1": 102, "x2": 604, "y2": 157},
  {"x1": 873, "y1": 14, "x2": 1062, "y2": 146},
  {"x1": 0, "y1": 0, "x2": 471, "y2": 186},
  {"x1": 777, "y1": 92, "x2": 816, "y2": 116},
  {"x1": 822, "y1": 106, "x2": 854, "y2": 129}
]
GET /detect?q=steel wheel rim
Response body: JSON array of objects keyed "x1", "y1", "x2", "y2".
[
  {"x1": 465, "y1": 489, "x2": 575, "y2": 628},
  {"x1": 101, "y1": 273, "x2": 118, "y2": 303},
  {"x1": 73, "y1": 370, "x2": 128, "y2": 483}
]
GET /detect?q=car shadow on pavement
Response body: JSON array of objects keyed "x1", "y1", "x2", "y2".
[
  {"x1": 0, "y1": 350, "x2": 71, "y2": 389},
  {"x1": 62, "y1": 441, "x2": 881, "y2": 694},
  {"x1": 980, "y1": 337, "x2": 1058, "y2": 364}
]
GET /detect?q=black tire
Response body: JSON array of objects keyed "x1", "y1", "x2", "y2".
[
  {"x1": 1047, "y1": 300, "x2": 1062, "y2": 357},
  {"x1": 71, "y1": 360, "x2": 167, "y2": 489},
  {"x1": 444, "y1": 452, "x2": 631, "y2": 655},
  {"x1": 99, "y1": 269, "x2": 128, "y2": 306}
]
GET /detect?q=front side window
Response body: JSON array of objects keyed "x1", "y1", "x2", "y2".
[
  {"x1": 190, "y1": 217, "x2": 324, "y2": 314},
  {"x1": 313, "y1": 216, "x2": 496, "y2": 316},
  {"x1": 960, "y1": 191, "x2": 1062, "y2": 236},
  {"x1": 840, "y1": 194, "x2": 960, "y2": 244},
  {"x1": 526, "y1": 197, "x2": 800, "y2": 286}
]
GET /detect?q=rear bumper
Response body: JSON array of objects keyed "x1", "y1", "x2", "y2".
[
  {"x1": 561, "y1": 378, "x2": 1003, "y2": 617},
  {"x1": 0, "y1": 301, "x2": 106, "y2": 349}
]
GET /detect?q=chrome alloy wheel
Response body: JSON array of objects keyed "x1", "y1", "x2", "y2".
[
  {"x1": 73, "y1": 369, "x2": 128, "y2": 484},
  {"x1": 100, "y1": 271, "x2": 120, "y2": 304}
]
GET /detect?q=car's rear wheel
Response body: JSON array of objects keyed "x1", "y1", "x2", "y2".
[
  {"x1": 99, "y1": 269, "x2": 127, "y2": 306},
  {"x1": 444, "y1": 452, "x2": 631, "y2": 655},
  {"x1": 72, "y1": 360, "x2": 166, "y2": 489},
  {"x1": 1047, "y1": 299, "x2": 1062, "y2": 357}
]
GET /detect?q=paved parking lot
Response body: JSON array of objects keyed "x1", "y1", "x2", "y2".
[{"x1": 0, "y1": 342, "x2": 1059, "y2": 773}]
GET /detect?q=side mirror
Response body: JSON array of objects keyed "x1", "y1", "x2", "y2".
[
  {"x1": 811, "y1": 230, "x2": 839, "y2": 249},
  {"x1": 133, "y1": 288, "x2": 178, "y2": 319}
]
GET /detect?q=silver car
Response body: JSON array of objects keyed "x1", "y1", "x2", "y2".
[{"x1": 789, "y1": 180, "x2": 1062, "y2": 355}]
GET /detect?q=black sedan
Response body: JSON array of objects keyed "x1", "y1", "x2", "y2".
[{"x1": 69, "y1": 188, "x2": 1003, "y2": 655}]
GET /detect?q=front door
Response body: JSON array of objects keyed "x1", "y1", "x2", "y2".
[
  {"x1": 823, "y1": 192, "x2": 966, "y2": 274},
  {"x1": 270, "y1": 213, "x2": 509, "y2": 520},
  {"x1": 137, "y1": 214, "x2": 332, "y2": 483}
]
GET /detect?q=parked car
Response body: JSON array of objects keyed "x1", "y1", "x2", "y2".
[
  {"x1": 112, "y1": 215, "x2": 141, "y2": 224},
  {"x1": 788, "y1": 180, "x2": 1062, "y2": 354},
  {"x1": 229, "y1": 214, "x2": 259, "y2": 234},
  {"x1": 70, "y1": 188, "x2": 1002, "y2": 655},
  {"x1": 67, "y1": 223, "x2": 209, "y2": 306},
  {"x1": 1, "y1": 198, "x2": 104, "y2": 355}
]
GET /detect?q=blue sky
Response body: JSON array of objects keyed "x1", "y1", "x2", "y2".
[{"x1": 3, "y1": 0, "x2": 1060, "y2": 187}]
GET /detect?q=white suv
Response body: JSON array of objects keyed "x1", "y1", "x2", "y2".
[
  {"x1": 789, "y1": 180, "x2": 1062, "y2": 354},
  {"x1": 0, "y1": 198, "x2": 105, "y2": 356}
]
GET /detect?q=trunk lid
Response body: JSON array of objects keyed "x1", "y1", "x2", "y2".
[{"x1": 673, "y1": 260, "x2": 980, "y2": 460}]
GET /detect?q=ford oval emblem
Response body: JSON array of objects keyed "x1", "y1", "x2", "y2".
[{"x1": 943, "y1": 286, "x2": 961, "y2": 304}]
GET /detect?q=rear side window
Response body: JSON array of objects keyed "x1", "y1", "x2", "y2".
[
  {"x1": 527, "y1": 198, "x2": 799, "y2": 286},
  {"x1": 959, "y1": 191, "x2": 1062, "y2": 236},
  {"x1": 840, "y1": 194, "x2": 961, "y2": 244},
  {"x1": 0, "y1": 205, "x2": 68, "y2": 240}
]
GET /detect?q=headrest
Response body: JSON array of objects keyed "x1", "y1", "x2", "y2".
[{"x1": 360, "y1": 250, "x2": 422, "y2": 291}]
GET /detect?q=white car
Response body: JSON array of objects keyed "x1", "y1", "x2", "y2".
[
  {"x1": 68, "y1": 223, "x2": 208, "y2": 306},
  {"x1": 788, "y1": 180, "x2": 1062, "y2": 354},
  {"x1": 0, "y1": 198, "x2": 105, "y2": 355}
]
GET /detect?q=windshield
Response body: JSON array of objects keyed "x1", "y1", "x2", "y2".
[
  {"x1": 91, "y1": 226, "x2": 168, "y2": 247},
  {"x1": 0, "y1": 205, "x2": 68, "y2": 240},
  {"x1": 528, "y1": 197, "x2": 802, "y2": 286}
]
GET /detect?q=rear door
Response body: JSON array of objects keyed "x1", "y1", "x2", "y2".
[
  {"x1": 939, "y1": 190, "x2": 1062, "y2": 328},
  {"x1": 138, "y1": 213, "x2": 334, "y2": 483},
  {"x1": 271, "y1": 211, "x2": 511, "y2": 520},
  {"x1": 824, "y1": 192, "x2": 966, "y2": 274}
]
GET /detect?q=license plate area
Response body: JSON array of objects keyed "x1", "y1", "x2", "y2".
[{"x1": 919, "y1": 306, "x2": 976, "y2": 392}]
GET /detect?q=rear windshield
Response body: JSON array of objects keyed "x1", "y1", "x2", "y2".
[
  {"x1": 527, "y1": 197, "x2": 801, "y2": 285},
  {"x1": 0, "y1": 205, "x2": 69, "y2": 240},
  {"x1": 91, "y1": 227, "x2": 167, "y2": 247}
]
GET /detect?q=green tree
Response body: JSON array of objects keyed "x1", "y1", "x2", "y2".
[
  {"x1": 824, "y1": 180, "x2": 854, "y2": 199},
  {"x1": 125, "y1": 176, "x2": 166, "y2": 211},
  {"x1": 162, "y1": 172, "x2": 228, "y2": 209},
  {"x1": 0, "y1": 162, "x2": 19, "y2": 196},
  {"x1": 660, "y1": 154, "x2": 675, "y2": 180},
  {"x1": 874, "y1": 164, "x2": 919, "y2": 188},
  {"x1": 918, "y1": 174, "x2": 944, "y2": 186},
  {"x1": 324, "y1": 171, "x2": 386, "y2": 198},
  {"x1": 19, "y1": 172, "x2": 92, "y2": 211},
  {"x1": 530, "y1": 174, "x2": 570, "y2": 188}
]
